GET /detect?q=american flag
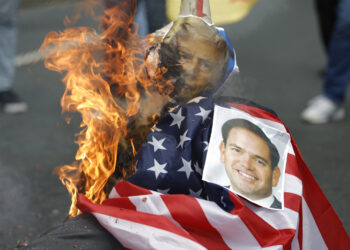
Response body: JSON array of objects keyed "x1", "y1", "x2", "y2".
[{"x1": 78, "y1": 96, "x2": 349, "y2": 249}]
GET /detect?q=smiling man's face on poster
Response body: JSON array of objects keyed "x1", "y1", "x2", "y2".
[
  {"x1": 203, "y1": 105, "x2": 290, "y2": 210},
  {"x1": 219, "y1": 124, "x2": 281, "y2": 201}
]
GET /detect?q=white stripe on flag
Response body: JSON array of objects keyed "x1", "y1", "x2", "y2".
[
  {"x1": 108, "y1": 186, "x2": 119, "y2": 198},
  {"x1": 257, "y1": 118, "x2": 286, "y2": 132},
  {"x1": 130, "y1": 194, "x2": 171, "y2": 215},
  {"x1": 196, "y1": 199, "x2": 279, "y2": 249},
  {"x1": 284, "y1": 174, "x2": 303, "y2": 196},
  {"x1": 301, "y1": 198, "x2": 328, "y2": 250},
  {"x1": 93, "y1": 212, "x2": 206, "y2": 250},
  {"x1": 129, "y1": 194, "x2": 185, "y2": 231},
  {"x1": 291, "y1": 219, "x2": 301, "y2": 250},
  {"x1": 287, "y1": 143, "x2": 295, "y2": 156},
  {"x1": 244, "y1": 201, "x2": 299, "y2": 230},
  {"x1": 261, "y1": 246, "x2": 283, "y2": 250}
]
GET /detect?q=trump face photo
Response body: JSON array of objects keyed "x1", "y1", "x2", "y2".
[{"x1": 203, "y1": 105, "x2": 290, "y2": 209}]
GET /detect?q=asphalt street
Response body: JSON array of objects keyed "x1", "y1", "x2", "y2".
[{"x1": 0, "y1": 1, "x2": 349, "y2": 249}]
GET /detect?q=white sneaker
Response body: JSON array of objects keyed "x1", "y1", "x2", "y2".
[
  {"x1": 301, "y1": 95, "x2": 345, "y2": 124},
  {"x1": 0, "y1": 90, "x2": 28, "y2": 114}
]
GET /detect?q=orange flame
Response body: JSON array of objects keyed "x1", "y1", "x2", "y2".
[{"x1": 41, "y1": 0, "x2": 171, "y2": 217}]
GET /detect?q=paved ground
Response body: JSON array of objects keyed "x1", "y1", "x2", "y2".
[{"x1": 0, "y1": 1, "x2": 349, "y2": 249}]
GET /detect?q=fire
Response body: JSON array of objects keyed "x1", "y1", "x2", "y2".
[{"x1": 41, "y1": 0, "x2": 171, "y2": 217}]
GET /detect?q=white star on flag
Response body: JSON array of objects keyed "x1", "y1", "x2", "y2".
[
  {"x1": 194, "y1": 162, "x2": 203, "y2": 175},
  {"x1": 177, "y1": 130, "x2": 191, "y2": 148},
  {"x1": 189, "y1": 188, "x2": 202, "y2": 198},
  {"x1": 177, "y1": 157, "x2": 193, "y2": 179},
  {"x1": 148, "y1": 136, "x2": 166, "y2": 152},
  {"x1": 220, "y1": 196, "x2": 227, "y2": 208},
  {"x1": 151, "y1": 126, "x2": 162, "y2": 132},
  {"x1": 156, "y1": 188, "x2": 170, "y2": 194},
  {"x1": 187, "y1": 96, "x2": 206, "y2": 104},
  {"x1": 203, "y1": 141, "x2": 209, "y2": 151},
  {"x1": 147, "y1": 159, "x2": 167, "y2": 179},
  {"x1": 170, "y1": 108, "x2": 185, "y2": 129},
  {"x1": 195, "y1": 107, "x2": 211, "y2": 122}
]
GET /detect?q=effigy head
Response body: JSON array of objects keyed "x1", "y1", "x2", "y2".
[{"x1": 158, "y1": 16, "x2": 230, "y2": 103}]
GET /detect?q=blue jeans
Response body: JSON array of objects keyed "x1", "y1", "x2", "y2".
[
  {"x1": 0, "y1": 0, "x2": 18, "y2": 91},
  {"x1": 323, "y1": 0, "x2": 350, "y2": 105}
]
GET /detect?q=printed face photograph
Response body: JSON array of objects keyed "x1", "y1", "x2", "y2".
[
  {"x1": 219, "y1": 121, "x2": 281, "y2": 201},
  {"x1": 203, "y1": 106, "x2": 290, "y2": 210}
]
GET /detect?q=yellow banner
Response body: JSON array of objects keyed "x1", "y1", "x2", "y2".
[{"x1": 166, "y1": 0, "x2": 258, "y2": 25}]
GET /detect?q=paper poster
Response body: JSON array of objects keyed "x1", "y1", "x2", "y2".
[{"x1": 203, "y1": 105, "x2": 290, "y2": 209}]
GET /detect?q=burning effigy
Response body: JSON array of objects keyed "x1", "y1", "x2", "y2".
[
  {"x1": 25, "y1": 0, "x2": 348, "y2": 249},
  {"x1": 39, "y1": 0, "x2": 235, "y2": 218}
]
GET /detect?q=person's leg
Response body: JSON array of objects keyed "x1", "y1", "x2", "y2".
[
  {"x1": 301, "y1": 0, "x2": 350, "y2": 124},
  {"x1": 314, "y1": 0, "x2": 339, "y2": 52},
  {"x1": 135, "y1": 0, "x2": 149, "y2": 37},
  {"x1": 322, "y1": 0, "x2": 350, "y2": 105},
  {"x1": 0, "y1": 0, "x2": 18, "y2": 92},
  {"x1": 0, "y1": 0, "x2": 27, "y2": 114}
]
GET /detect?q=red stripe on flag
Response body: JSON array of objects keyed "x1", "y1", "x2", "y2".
[
  {"x1": 115, "y1": 180, "x2": 153, "y2": 197},
  {"x1": 283, "y1": 241, "x2": 292, "y2": 250},
  {"x1": 291, "y1": 137, "x2": 350, "y2": 249},
  {"x1": 284, "y1": 193, "x2": 301, "y2": 213},
  {"x1": 102, "y1": 197, "x2": 136, "y2": 210},
  {"x1": 227, "y1": 103, "x2": 282, "y2": 123},
  {"x1": 161, "y1": 194, "x2": 230, "y2": 249},
  {"x1": 228, "y1": 193, "x2": 295, "y2": 247},
  {"x1": 196, "y1": 0, "x2": 206, "y2": 17},
  {"x1": 285, "y1": 154, "x2": 302, "y2": 180},
  {"x1": 77, "y1": 194, "x2": 199, "y2": 242}
]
